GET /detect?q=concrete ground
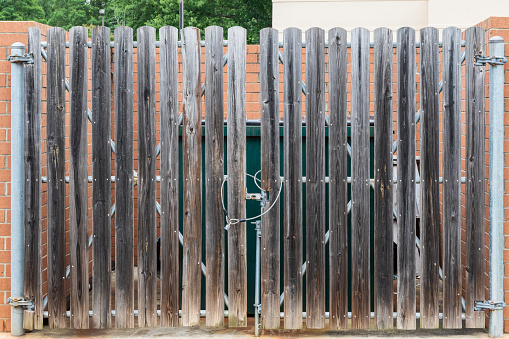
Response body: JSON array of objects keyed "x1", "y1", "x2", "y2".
[{"x1": 1, "y1": 318, "x2": 506, "y2": 339}]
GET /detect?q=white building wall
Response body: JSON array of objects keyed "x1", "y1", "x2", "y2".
[{"x1": 272, "y1": 0, "x2": 509, "y2": 32}]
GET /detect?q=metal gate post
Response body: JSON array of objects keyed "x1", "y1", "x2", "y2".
[
  {"x1": 488, "y1": 36, "x2": 506, "y2": 338},
  {"x1": 8, "y1": 42, "x2": 26, "y2": 336}
]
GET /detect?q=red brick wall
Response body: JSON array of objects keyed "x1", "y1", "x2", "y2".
[{"x1": 0, "y1": 18, "x2": 506, "y2": 333}]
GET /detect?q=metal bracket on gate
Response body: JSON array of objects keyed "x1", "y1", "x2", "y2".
[
  {"x1": 474, "y1": 300, "x2": 507, "y2": 311},
  {"x1": 7, "y1": 297, "x2": 34, "y2": 308},
  {"x1": 246, "y1": 190, "x2": 268, "y2": 208},
  {"x1": 474, "y1": 55, "x2": 507, "y2": 66},
  {"x1": 7, "y1": 53, "x2": 34, "y2": 64}
]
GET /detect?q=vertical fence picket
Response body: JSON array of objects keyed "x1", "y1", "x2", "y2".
[
  {"x1": 396, "y1": 27, "x2": 416, "y2": 330},
  {"x1": 69, "y1": 26, "x2": 90, "y2": 329},
  {"x1": 24, "y1": 27, "x2": 42, "y2": 330},
  {"x1": 114, "y1": 26, "x2": 134, "y2": 328},
  {"x1": 260, "y1": 27, "x2": 281, "y2": 330},
  {"x1": 442, "y1": 26, "x2": 462, "y2": 330},
  {"x1": 92, "y1": 26, "x2": 112, "y2": 329},
  {"x1": 465, "y1": 26, "x2": 486, "y2": 329},
  {"x1": 227, "y1": 26, "x2": 247, "y2": 327},
  {"x1": 328, "y1": 27, "x2": 348, "y2": 330},
  {"x1": 305, "y1": 27, "x2": 326, "y2": 330},
  {"x1": 283, "y1": 27, "x2": 303, "y2": 330},
  {"x1": 46, "y1": 27, "x2": 67, "y2": 329},
  {"x1": 350, "y1": 27, "x2": 371, "y2": 330},
  {"x1": 205, "y1": 25, "x2": 225, "y2": 328},
  {"x1": 419, "y1": 26, "x2": 440, "y2": 329},
  {"x1": 160, "y1": 25, "x2": 180, "y2": 328},
  {"x1": 137, "y1": 25, "x2": 157, "y2": 328},
  {"x1": 181, "y1": 26, "x2": 203, "y2": 327},
  {"x1": 373, "y1": 27, "x2": 394, "y2": 330}
]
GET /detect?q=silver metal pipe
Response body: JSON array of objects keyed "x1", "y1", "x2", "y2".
[
  {"x1": 43, "y1": 310, "x2": 229, "y2": 318},
  {"x1": 40, "y1": 40, "x2": 465, "y2": 49},
  {"x1": 279, "y1": 311, "x2": 464, "y2": 320},
  {"x1": 9, "y1": 42, "x2": 26, "y2": 337},
  {"x1": 488, "y1": 36, "x2": 505, "y2": 338},
  {"x1": 254, "y1": 221, "x2": 261, "y2": 337}
]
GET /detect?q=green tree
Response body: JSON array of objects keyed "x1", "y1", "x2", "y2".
[
  {"x1": 113, "y1": 0, "x2": 271, "y2": 43},
  {"x1": 0, "y1": 0, "x2": 272, "y2": 42},
  {"x1": 0, "y1": 0, "x2": 45, "y2": 22}
]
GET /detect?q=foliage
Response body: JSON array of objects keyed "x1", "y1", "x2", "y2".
[
  {"x1": 0, "y1": 0, "x2": 45, "y2": 22},
  {"x1": 0, "y1": 0, "x2": 271, "y2": 42}
]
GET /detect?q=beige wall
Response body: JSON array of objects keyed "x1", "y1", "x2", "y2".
[{"x1": 272, "y1": 0, "x2": 509, "y2": 32}]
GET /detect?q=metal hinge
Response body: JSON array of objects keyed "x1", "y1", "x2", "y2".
[
  {"x1": 474, "y1": 55, "x2": 507, "y2": 66},
  {"x1": 474, "y1": 300, "x2": 506, "y2": 311},
  {"x1": 7, "y1": 297, "x2": 33, "y2": 308},
  {"x1": 7, "y1": 53, "x2": 34, "y2": 64}
]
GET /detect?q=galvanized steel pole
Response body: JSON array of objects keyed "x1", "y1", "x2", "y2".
[
  {"x1": 9, "y1": 42, "x2": 26, "y2": 337},
  {"x1": 488, "y1": 36, "x2": 506, "y2": 338}
]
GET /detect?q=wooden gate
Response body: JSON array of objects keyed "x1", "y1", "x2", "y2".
[{"x1": 22, "y1": 24, "x2": 487, "y2": 331}]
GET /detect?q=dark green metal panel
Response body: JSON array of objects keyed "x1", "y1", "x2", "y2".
[{"x1": 171, "y1": 124, "x2": 375, "y2": 315}]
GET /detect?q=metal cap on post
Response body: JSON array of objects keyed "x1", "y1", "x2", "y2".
[
  {"x1": 9, "y1": 42, "x2": 26, "y2": 336},
  {"x1": 488, "y1": 36, "x2": 506, "y2": 338}
]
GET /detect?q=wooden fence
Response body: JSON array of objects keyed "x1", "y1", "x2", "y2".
[{"x1": 23, "y1": 24, "x2": 487, "y2": 331}]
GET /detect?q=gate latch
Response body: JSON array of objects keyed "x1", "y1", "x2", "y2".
[
  {"x1": 7, "y1": 297, "x2": 33, "y2": 308},
  {"x1": 474, "y1": 55, "x2": 507, "y2": 66},
  {"x1": 474, "y1": 300, "x2": 506, "y2": 311},
  {"x1": 7, "y1": 53, "x2": 34, "y2": 64}
]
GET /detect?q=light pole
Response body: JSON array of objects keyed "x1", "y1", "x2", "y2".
[{"x1": 99, "y1": 9, "x2": 105, "y2": 27}]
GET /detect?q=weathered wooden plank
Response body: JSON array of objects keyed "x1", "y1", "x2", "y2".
[
  {"x1": 137, "y1": 25, "x2": 157, "y2": 328},
  {"x1": 227, "y1": 26, "x2": 247, "y2": 327},
  {"x1": 396, "y1": 26, "x2": 416, "y2": 330},
  {"x1": 260, "y1": 27, "x2": 281, "y2": 330},
  {"x1": 69, "y1": 26, "x2": 90, "y2": 329},
  {"x1": 205, "y1": 25, "x2": 225, "y2": 328},
  {"x1": 114, "y1": 26, "x2": 134, "y2": 329},
  {"x1": 442, "y1": 26, "x2": 462, "y2": 330},
  {"x1": 328, "y1": 27, "x2": 348, "y2": 330},
  {"x1": 373, "y1": 27, "x2": 394, "y2": 330},
  {"x1": 419, "y1": 26, "x2": 440, "y2": 329},
  {"x1": 181, "y1": 26, "x2": 203, "y2": 327},
  {"x1": 24, "y1": 27, "x2": 43, "y2": 330},
  {"x1": 283, "y1": 27, "x2": 303, "y2": 330},
  {"x1": 350, "y1": 27, "x2": 371, "y2": 330},
  {"x1": 464, "y1": 26, "x2": 486, "y2": 329},
  {"x1": 92, "y1": 26, "x2": 112, "y2": 329},
  {"x1": 46, "y1": 27, "x2": 67, "y2": 329},
  {"x1": 305, "y1": 27, "x2": 325, "y2": 330},
  {"x1": 160, "y1": 25, "x2": 180, "y2": 328}
]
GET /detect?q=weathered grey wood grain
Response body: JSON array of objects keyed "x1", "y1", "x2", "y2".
[
  {"x1": 24, "y1": 27, "x2": 43, "y2": 330},
  {"x1": 419, "y1": 27, "x2": 440, "y2": 329},
  {"x1": 205, "y1": 25, "x2": 225, "y2": 328},
  {"x1": 160, "y1": 25, "x2": 180, "y2": 328},
  {"x1": 227, "y1": 26, "x2": 247, "y2": 327},
  {"x1": 328, "y1": 27, "x2": 348, "y2": 330},
  {"x1": 137, "y1": 26, "x2": 157, "y2": 328},
  {"x1": 283, "y1": 27, "x2": 303, "y2": 330},
  {"x1": 114, "y1": 26, "x2": 134, "y2": 329},
  {"x1": 442, "y1": 26, "x2": 462, "y2": 330},
  {"x1": 350, "y1": 27, "x2": 371, "y2": 330},
  {"x1": 305, "y1": 27, "x2": 325, "y2": 330},
  {"x1": 69, "y1": 27, "x2": 90, "y2": 328},
  {"x1": 373, "y1": 27, "x2": 394, "y2": 330},
  {"x1": 92, "y1": 26, "x2": 111, "y2": 329},
  {"x1": 46, "y1": 27, "x2": 67, "y2": 329},
  {"x1": 396, "y1": 26, "x2": 416, "y2": 330},
  {"x1": 464, "y1": 26, "x2": 486, "y2": 329},
  {"x1": 181, "y1": 26, "x2": 203, "y2": 327},
  {"x1": 260, "y1": 27, "x2": 281, "y2": 330}
]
